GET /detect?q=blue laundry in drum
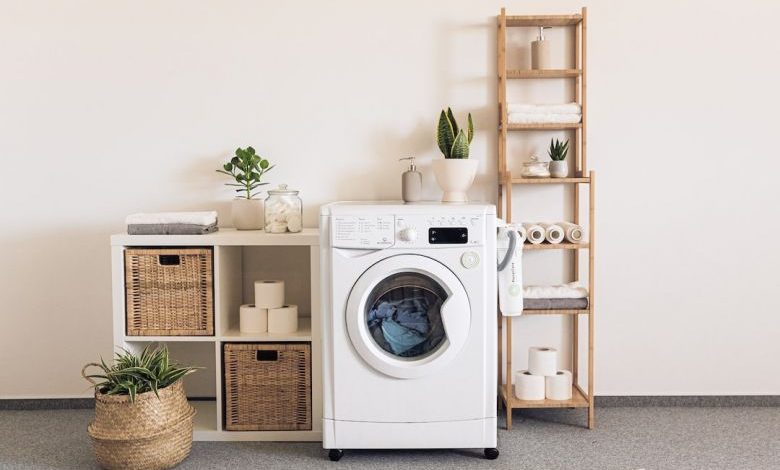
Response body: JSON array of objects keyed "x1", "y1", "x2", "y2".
[
  {"x1": 381, "y1": 319, "x2": 426, "y2": 355},
  {"x1": 367, "y1": 297, "x2": 432, "y2": 355}
]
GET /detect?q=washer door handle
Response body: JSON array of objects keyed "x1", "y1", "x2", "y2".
[{"x1": 440, "y1": 292, "x2": 470, "y2": 353}]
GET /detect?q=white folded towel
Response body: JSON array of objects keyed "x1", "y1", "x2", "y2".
[
  {"x1": 125, "y1": 211, "x2": 218, "y2": 226},
  {"x1": 508, "y1": 113, "x2": 582, "y2": 124},
  {"x1": 508, "y1": 102, "x2": 582, "y2": 115},
  {"x1": 523, "y1": 282, "x2": 588, "y2": 299}
]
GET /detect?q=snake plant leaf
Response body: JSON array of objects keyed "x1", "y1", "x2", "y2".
[
  {"x1": 467, "y1": 113, "x2": 474, "y2": 143},
  {"x1": 437, "y1": 110, "x2": 455, "y2": 158},
  {"x1": 446, "y1": 108, "x2": 459, "y2": 136},
  {"x1": 450, "y1": 129, "x2": 470, "y2": 159}
]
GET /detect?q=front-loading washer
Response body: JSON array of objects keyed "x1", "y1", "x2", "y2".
[{"x1": 320, "y1": 202, "x2": 497, "y2": 461}]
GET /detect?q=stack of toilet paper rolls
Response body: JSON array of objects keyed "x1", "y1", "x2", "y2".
[
  {"x1": 239, "y1": 280, "x2": 299, "y2": 334},
  {"x1": 514, "y1": 347, "x2": 573, "y2": 401}
]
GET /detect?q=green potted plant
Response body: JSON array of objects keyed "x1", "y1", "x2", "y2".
[
  {"x1": 548, "y1": 138, "x2": 569, "y2": 178},
  {"x1": 82, "y1": 345, "x2": 199, "y2": 470},
  {"x1": 217, "y1": 146, "x2": 274, "y2": 230},
  {"x1": 433, "y1": 108, "x2": 478, "y2": 202}
]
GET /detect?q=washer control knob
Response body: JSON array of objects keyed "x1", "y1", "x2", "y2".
[
  {"x1": 399, "y1": 227, "x2": 417, "y2": 241},
  {"x1": 461, "y1": 251, "x2": 480, "y2": 269}
]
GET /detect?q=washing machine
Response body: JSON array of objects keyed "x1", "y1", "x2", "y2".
[{"x1": 320, "y1": 202, "x2": 498, "y2": 461}]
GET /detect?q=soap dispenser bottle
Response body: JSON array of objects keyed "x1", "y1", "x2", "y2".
[
  {"x1": 531, "y1": 26, "x2": 551, "y2": 70},
  {"x1": 399, "y1": 156, "x2": 422, "y2": 203}
]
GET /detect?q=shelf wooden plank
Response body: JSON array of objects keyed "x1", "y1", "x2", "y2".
[
  {"x1": 524, "y1": 242, "x2": 589, "y2": 250},
  {"x1": 523, "y1": 309, "x2": 590, "y2": 315},
  {"x1": 124, "y1": 335, "x2": 217, "y2": 342},
  {"x1": 507, "y1": 69, "x2": 581, "y2": 79},
  {"x1": 500, "y1": 384, "x2": 589, "y2": 409},
  {"x1": 506, "y1": 14, "x2": 582, "y2": 27},
  {"x1": 221, "y1": 317, "x2": 312, "y2": 342},
  {"x1": 111, "y1": 228, "x2": 320, "y2": 247},
  {"x1": 506, "y1": 123, "x2": 581, "y2": 130},
  {"x1": 511, "y1": 177, "x2": 590, "y2": 184}
]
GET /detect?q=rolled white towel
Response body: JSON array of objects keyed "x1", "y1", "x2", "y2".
[
  {"x1": 523, "y1": 282, "x2": 588, "y2": 299},
  {"x1": 125, "y1": 211, "x2": 218, "y2": 226},
  {"x1": 508, "y1": 102, "x2": 582, "y2": 115},
  {"x1": 522, "y1": 223, "x2": 545, "y2": 245},
  {"x1": 558, "y1": 222, "x2": 583, "y2": 243},
  {"x1": 508, "y1": 113, "x2": 582, "y2": 124},
  {"x1": 539, "y1": 223, "x2": 564, "y2": 244}
]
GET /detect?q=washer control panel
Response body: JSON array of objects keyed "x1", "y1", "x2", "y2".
[
  {"x1": 332, "y1": 213, "x2": 484, "y2": 249},
  {"x1": 396, "y1": 214, "x2": 484, "y2": 247}
]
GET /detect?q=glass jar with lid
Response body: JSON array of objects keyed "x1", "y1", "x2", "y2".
[
  {"x1": 264, "y1": 184, "x2": 302, "y2": 233},
  {"x1": 520, "y1": 155, "x2": 550, "y2": 178}
]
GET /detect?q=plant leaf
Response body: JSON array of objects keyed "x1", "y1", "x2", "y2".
[
  {"x1": 437, "y1": 110, "x2": 455, "y2": 158},
  {"x1": 450, "y1": 129, "x2": 470, "y2": 159},
  {"x1": 446, "y1": 107, "x2": 459, "y2": 136},
  {"x1": 467, "y1": 113, "x2": 474, "y2": 143}
]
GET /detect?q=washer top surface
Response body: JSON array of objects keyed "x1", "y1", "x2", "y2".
[{"x1": 320, "y1": 200, "x2": 496, "y2": 216}]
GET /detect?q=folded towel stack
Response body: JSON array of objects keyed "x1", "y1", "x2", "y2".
[
  {"x1": 522, "y1": 282, "x2": 589, "y2": 310},
  {"x1": 508, "y1": 102, "x2": 582, "y2": 125},
  {"x1": 523, "y1": 282, "x2": 588, "y2": 299},
  {"x1": 126, "y1": 211, "x2": 219, "y2": 235}
]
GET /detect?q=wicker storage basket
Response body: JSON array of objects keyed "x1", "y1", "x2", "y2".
[
  {"x1": 85, "y1": 379, "x2": 196, "y2": 470},
  {"x1": 125, "y1": 248, "x2": 214, "y2": 336},
  {"x1": 224, "y1": 343, "x2": 312, "y2": 431}
]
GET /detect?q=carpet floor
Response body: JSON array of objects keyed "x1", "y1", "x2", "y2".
[{"x1": 0, "y1": 407, "x2": 777, "y2": 469}]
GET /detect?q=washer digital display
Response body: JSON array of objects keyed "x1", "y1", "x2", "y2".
[{"x1": 428, "y1": 227, "x2": 468, "y2": 244}]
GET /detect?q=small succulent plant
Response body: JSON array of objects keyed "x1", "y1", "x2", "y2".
[
  {"x1": 548, "y1": 138, "x2": 569, "y2": 161},
  {"x1": 217, "y1": 146, "x2": 274, "y2": 199},
  {"x1": 437, "y1": 108, "x2": 474, "y2": 159}
]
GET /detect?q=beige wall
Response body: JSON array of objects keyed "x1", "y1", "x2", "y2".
[{"x1": 1, "y1": 0, "x2": 778, "y2": 397}]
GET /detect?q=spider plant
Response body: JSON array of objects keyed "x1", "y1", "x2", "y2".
[{"x1": 84, "y1": 345, "x2": 198, "y2": 403}]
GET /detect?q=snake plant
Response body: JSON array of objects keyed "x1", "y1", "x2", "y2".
[
  {"x1": 84, "y1": 345, "x2": 198, "y2": 403},
  {"x1": 548, "y1": 138, "x2": 569, "y2": 161},
  {"x1": 437, "y1": 108, "x2": 474, "y2": 159}
]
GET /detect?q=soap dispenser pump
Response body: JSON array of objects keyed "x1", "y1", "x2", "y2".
[
  {"x1": 399, "y1": 156, "x2": 422, "y2": 203},
  {"x1": 531, "y1": 26, "x2": 551, "y2": 70}
]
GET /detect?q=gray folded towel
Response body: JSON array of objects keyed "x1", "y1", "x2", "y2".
[
  {"x1": 127, "y1": 223, "x2": 218, "y2": 235},
  {"x1": 523, "y1": 297, "x2": 589, "y2": 310}
]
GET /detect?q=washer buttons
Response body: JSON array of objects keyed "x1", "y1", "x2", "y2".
[{"x1": 461, "y1": 251, "x2": 480, "y2": 269}]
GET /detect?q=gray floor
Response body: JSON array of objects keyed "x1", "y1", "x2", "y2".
[{"x1": 1, "y1": 407, "x2": 778, "y2": 469}]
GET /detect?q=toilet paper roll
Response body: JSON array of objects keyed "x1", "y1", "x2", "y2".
[
  {"x1": 559, "y1": 222, "x2": 583, "y2": 243},
  {"x1": 513, "y1": 224, "x2": 527, "y2": 244},
  {"x1": 545, "y1": 370, "x2": 573, "y2": 400},
  {"x1": 528, "y1": 346, "x2": 558, "y2": 376},
  {"x1": 268, "y1": 304, "x2": 298, "y2": 334},
  {"x1": 514, "y1": 370, "x2": 546, "y2": 400},
  {"x1": 540, "y1": 223, "x2": 565, "y2": 244},
  {"x1": 523, "y1": 223, "x2": 545, "y2": 245},
  {"x1": 239, "y1": 304, "x2": 268, "y2": 333},
  {"x1": 254, "y1": 280, "x2": 285, "y2": 309}
]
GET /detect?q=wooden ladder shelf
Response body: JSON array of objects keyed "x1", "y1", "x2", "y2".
[{"x1": 496, "y1": 6, "x2": 595, "y2": 430}]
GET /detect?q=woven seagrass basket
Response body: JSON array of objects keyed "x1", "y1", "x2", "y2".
[
  {"x1": 124, "y1": 247, "x2": 214, "y2": 336},
  {"x1": 83, "y1": 372, "x2": 196, "y2": 470}
]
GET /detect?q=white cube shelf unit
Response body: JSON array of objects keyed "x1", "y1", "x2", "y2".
[{"x1": 110, "y1": 228, "x2": 322, "y2": 441}]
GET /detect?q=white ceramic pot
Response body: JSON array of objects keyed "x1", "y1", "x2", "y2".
[
  {"x1": 231, "y1": 198, "x2": 263, "y2": 230},
  {"x1": 549, "y1": 160, "x2": 569, "y2": 178},
  {"x1": 432, "y1": 158, "x2": 479, "y2": 203}
]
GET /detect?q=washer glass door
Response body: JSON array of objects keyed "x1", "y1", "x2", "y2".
[
  {"x1": 366, "y1": 272, "x2": 447, "y2": 359},
  {"x1": 346, "y1": 254, "x2": 470, "y2": 379}
]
